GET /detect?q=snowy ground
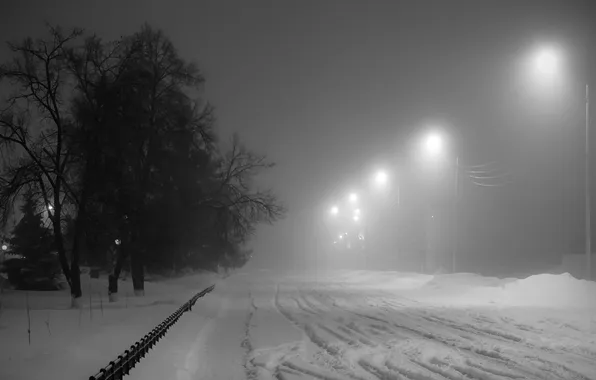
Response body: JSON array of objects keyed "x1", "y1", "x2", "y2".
[
  {"x1": 0, "y1": 271, "x2": 220, "y2": 380},
  {"x1": 184, "y1": 270, "x2": 596, "y2": 380},
  {"x1": 1, "y1": 269, "x2": 595, "y2": 380}
]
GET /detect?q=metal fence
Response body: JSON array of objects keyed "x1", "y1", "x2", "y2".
[{"x1": 89, "y1": 284, "x2": 216, "y2": 380}]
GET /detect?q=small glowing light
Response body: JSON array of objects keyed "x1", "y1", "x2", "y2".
[
  {"x1": 47, "y1": 204, "x2": 54, "y2": 211},
  {"x1": 115, "y1": 239, "x2": 121, "y2": 246},
  {"x1": 330, "y1": 206, "x2": 339, "y2": 215},
  {"x1": 424, "y1": 132, "x2": 443, "y2": 156},
  {"x1": 354, "y1": 209, "x2": 361, "y2": 215},
  {"x1": 339, "y1": 235, "x2": 343, "y2": 240},
  {"x1": 353, "y1": 215, "x2": 360, "y2": 222},
  {"x1": 1, "y1": 244, "x2": 7, "y2": 251},
  {"x1": 535, "y1": 47, "x2": 559, "y2": 76},
  {"x1": 348, "y1": 193, "x2": 358, "y2": 203},
  {"x1": 374, "y1": 170, "x2": 388, "y2": 187}
]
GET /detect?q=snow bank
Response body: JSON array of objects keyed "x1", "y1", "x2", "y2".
[
  {"x1": 499, "y1": 273, "x2": 596, "y2": 309},
  {"x1": 428, "y1": 272, "x2": 596, "y2": 310},
  {"x1": 424, "y1": 273, "x2": 515, "y2": 289},
  {"x1": 321, "y1": 270, "x2": 434, "y2": 290}
]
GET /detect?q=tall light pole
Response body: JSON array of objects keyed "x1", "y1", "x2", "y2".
[
  {"x1": 421, "y1": 130, "x2": 457, "y2": 272},
  {"x1": 585, "y1": 84, "x2": 591, "y2": 280},
  {"x1": 531, "y1": 46, "x2": 591, "y2": 280},
  {"x1": 452, "y1": 156, "x2": 460, "y2": 274}
]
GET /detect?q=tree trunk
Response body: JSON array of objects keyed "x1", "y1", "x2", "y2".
[
  {"x1": 130, "y1": 235, "x2": 144, "y2": 296},
  {"x1": 108, "y1": 245, "x2": 128, "y2": 302},
  {"x1": 53, "y1": 225, "x2": 72, "y2": 287},
  {"x1": 131, "y1": 263, "x2": 144, "y2": 296},
  {"x1": 51, "y1": 209, "x2": 83, "y2": 305},
  {"x1": 69, "y1": 187, "x2": 91, "y2": 305},
  {"x1": 70, "y1": 263, "x2": 82, "y2": 307},
  {"x1": 68, "y1": 239, "x2": 83, "y2": 304}
]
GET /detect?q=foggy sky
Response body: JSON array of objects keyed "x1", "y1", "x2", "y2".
[{"x1": 1, "y1": 0, "x2": 595, "y2": 274}]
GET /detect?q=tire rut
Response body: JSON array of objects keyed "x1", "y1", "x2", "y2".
[
  {"x1": 275, "y1": 282, "x2": 593, "y2": 380},
  {"x1": 241, "y1": 291, "x2": 258, "y2": 380}
]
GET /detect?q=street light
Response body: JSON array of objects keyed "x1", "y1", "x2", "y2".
[
  {"x1": 529, "y1": 45, "x2": 591, "y2": 280},
  {"x1": 373, "y1": 170, "x2": 388, "y2": 188},
  {"x1": 348, "y1": 193, "x2": 358, "y2": 203},
  {"x1": 330, "y1": 206, "x2": 339, "y2": 216},
  {"x1": 420, "y1": 128, "x2": 461, "y2": 273},
  {"x1": 534, "y1": 47, "x2": 559, "y2": 76},
  {"x1": 423, "y1": 131, "x2": 444, "y2": 158},
  {"x1": 1, "y1": 244, "x2": 7, "y2": 251}
]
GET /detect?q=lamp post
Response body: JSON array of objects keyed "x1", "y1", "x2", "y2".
[
  {"x1": 531, "y1": 46, "x2": 591, "y2": 280},
  {"x1": 452, "y1": 156, "x2": 460, "y2": 274},
  {"x1": 585, "y1": 84, "x2": 591, "y2": 280},
  {"x1": 420, "y1": 129, "x2": 465, "y2": 273}
]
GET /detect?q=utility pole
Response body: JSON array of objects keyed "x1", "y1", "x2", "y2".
[
  {"x1": 452, "y1": 156, "x2": 460, "y2": 274},
  {"x1": 585, "y1": 84, "x2": 591, "y2": 281}
]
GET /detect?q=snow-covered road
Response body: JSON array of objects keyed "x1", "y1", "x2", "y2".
[
  {"x1": 185, "y1": 270, "x2": 596, "y2": 380},
  {"x1": 2, "y1": 269, "x2": 594, "y2": 380}
]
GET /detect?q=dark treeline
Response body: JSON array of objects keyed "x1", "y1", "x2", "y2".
[{"x1": 0, "y1": 24, "x2": 285, "y2": 306}]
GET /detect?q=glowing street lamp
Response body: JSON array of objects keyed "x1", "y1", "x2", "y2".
[
  {"x1": 1, "y1": 244, "x2": 7, "y2": 251},
  {"x1": 348, "y1": 193, "x2": 358, "y2": 203},
  {"x1": 330, "y1": 206, "x2": 339, "y2": 216},
  {"x1": 353, "y1": 215, "x2": 360, "y2": 222},
  {"x1": 534, "y1": 47, "x2": 560, "y2": 77},
  {"x1": 373, "y1": 170, "x2": 388, "y2": 188},
  {"x1": 423, "y1": 131, "x2": 444, "y2": 158}
]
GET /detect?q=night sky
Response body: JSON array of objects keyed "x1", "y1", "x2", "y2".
[{"x1": 1, "y1": 0, "x2": 595, "y2": 274}]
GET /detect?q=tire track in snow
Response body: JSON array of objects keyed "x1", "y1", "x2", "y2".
[
  {"x1": 326, "y1": 290, "x2": 584, "y2": 379},
  {"x1": 241, "y1": 292, "x2": 258, "y2": 380},
  {"x1": 296, "y1": 285, "x2": 493, "y2": 379},
  {"x1": 293, "y1": 285, "x2": 456, "y2": 379},
  {"x1": 294, "y1": 288, "x2": 471, "y2": 380},
  {"x1": 274, "y1": 284, "x2": 373, "y2": 380},
  {"x1": 276, "y1": 280, "x2": 596, "y2": 380},
  {"x1": 298, "y1": 284, "x2": 566, "y2": 380}
]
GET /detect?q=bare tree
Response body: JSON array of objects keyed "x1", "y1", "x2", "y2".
[
  {"x1": 0, "y1": 26, "x2": 84, "y2": 305},
  {"x1": 208, "y1": 134, "x2": 286, "y2": 246}
]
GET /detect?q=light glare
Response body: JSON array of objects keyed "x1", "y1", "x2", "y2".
[
  {"x1": 348, "y1": 193, "x2": 358, "y2": 203},
  {"x1": 1, "y1": 244, "x2": 7, "y2": 251},
  {"x1": 374, "y1": 170, "x2": 388, "y2": 187},
  {"x1": 425, "y1": 132, "x2": 443, "y2": 155},
  {"x1": 535, "y1": 47, "x2": 559, "y2": 76},
  {"x1": 330, "y1": 206, "x2": 339, "y2": 215}
]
